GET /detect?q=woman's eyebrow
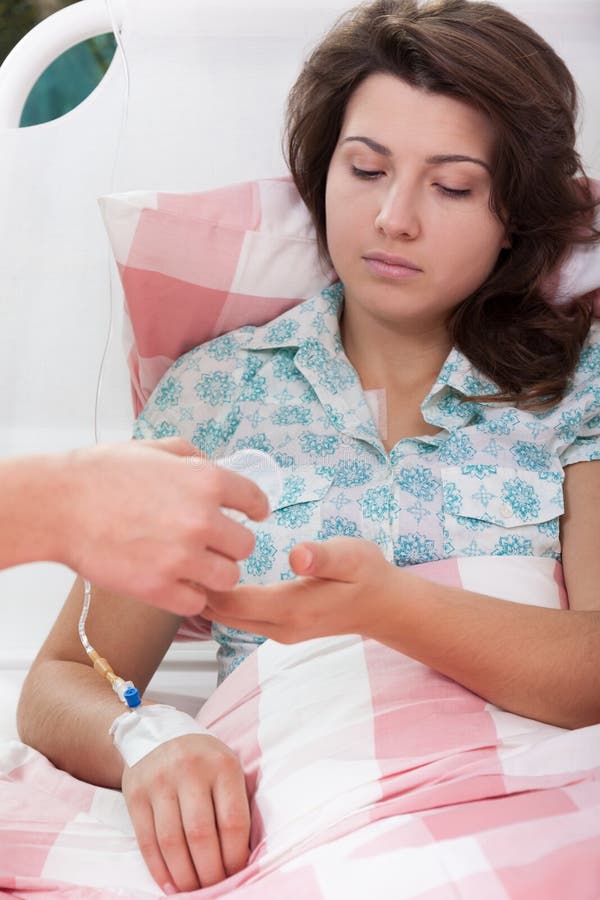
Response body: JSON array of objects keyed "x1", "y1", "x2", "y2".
[{"x1": 341, "y1": 136, "x2": 491, "y2": 173}]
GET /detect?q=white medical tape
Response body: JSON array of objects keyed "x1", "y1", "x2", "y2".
[
  {"x1": 364, "y1": 388, "x2": 388, "y2": 441},
  {"x1": 109, "y1": 704, "x2": 212, "y2": 768}
]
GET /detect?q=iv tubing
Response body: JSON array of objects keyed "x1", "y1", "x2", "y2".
[
  {"x1": 78, "y1": 2, "x2": 140, "y2": 709},
  {"x1": 79, "y1": 580, "x2": 141, "y2": 708}
]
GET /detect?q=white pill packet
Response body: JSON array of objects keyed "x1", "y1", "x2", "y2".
[{"x1": 216, "y1": 449, "x2": 283, "y2": 519}]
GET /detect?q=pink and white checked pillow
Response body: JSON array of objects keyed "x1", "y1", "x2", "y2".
[
  {"x1": 99, "y1": 176, "x2": 600, "y2": 417},
  {"x1": 98, "y1": 177, "x2": 335, "y2": 416}
]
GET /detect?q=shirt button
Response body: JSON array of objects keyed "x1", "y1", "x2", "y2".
[{"x1": 499, "y1": 502, "x2": 513, "y2": 519}]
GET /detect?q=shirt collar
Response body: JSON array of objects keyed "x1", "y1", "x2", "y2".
[
  {"x1": 238, "y1": 282, "x2": 345, "y2": 354},
  {"x1": 239, "y1": 281, "x2": 500, "y2": 436}
]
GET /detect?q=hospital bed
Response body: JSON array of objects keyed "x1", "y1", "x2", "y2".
[{"x1": 0, "y1": 1, "x2": 599, "y2": 896}]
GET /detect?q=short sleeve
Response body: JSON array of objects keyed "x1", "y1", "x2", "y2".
[
  {"x1": 558, "y1": 322, "x2": 600, "y2": 467},
  {"x1": 132, "y1": 330, "x2": 251, "y2": 457}
]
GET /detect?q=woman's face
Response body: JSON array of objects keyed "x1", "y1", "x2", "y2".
[{"x1": 325, "y1": 73, "x2": 510, "y2": 332}]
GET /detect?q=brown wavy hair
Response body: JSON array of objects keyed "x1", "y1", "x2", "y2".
[{"x1": 284, "y1": 0, "x2": 599, "y2": 409}]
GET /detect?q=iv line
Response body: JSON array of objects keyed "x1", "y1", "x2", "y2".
[
  {"x1": 79, "y1": 580, "x2": 141, "y2": 707},
  {"x1": 79, "y1": 0, "x2": 140, "y2": 708}
]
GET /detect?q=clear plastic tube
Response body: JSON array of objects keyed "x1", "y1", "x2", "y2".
[{"x1": 79, "y1": 1, "x2": 140, "y2": 708}]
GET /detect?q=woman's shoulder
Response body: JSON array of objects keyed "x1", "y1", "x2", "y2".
[
  {"x1": 168, "y1": 288, "x2": 338, "y2": 376},
  {"x1": 571, "y1": 320, "x2": 600, "y2": 386}
]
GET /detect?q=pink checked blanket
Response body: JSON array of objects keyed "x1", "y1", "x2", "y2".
[{"x1": 1, "y1": 556, "x2": 600, "y2": 899}]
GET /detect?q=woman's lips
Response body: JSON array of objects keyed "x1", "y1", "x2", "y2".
[{"x1": 363, "y1": 256, "x2": 423, "y2": 280}]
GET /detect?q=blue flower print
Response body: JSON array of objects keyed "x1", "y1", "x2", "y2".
[
  {"x1": 265, "y1": 319, "x2": 300, "y2": 344},
  {"x1": 510, "y1": 441, "x2": 552, "y2": 473},
  {"x1": 437, "y1": 358, "x2": 460, "y2": 384},
  {"x1": 501, "y1": 478, "x2": 541, "y2": 521},
  {"x1": 323, "y1": 403, "x2": 346, "y2": 431},
  {"x1": 537, "y1": 519, "x2": 559, "y2": 539},
  {"x1": 317, "y1": 359, "x2": 356, "y2": 394},
  {"x1": 395, "y1": 465, "x2": 440, "y2": 500},
  {"x1": 299, "y1": 339, "x2": 330, "y2": 369},
  {"x1": 300, "y1": 432, "x2": 340, "y2": 458},
  {"x1": 492, "y1": 535, "x2": 534, "y2": 556},
  {"x1": 151, "y1": 420, "x2": 180, "y2": 439},
  {"x1": 155, "y1": 376, "x2": 183, "y2": 411},
  {"x1": 279, "y1": 474, "x2": 306, "y2": 505},
  {"x1": 272, "y1": 405, "x2": 313, "y2": 426},
  {"x1": 275, "y1": 503, "x2": 312, "y2": 529},
  {"x1": 317, "y1": 516, "x2": 360, "y2": 540},
  {"x1": 206, "y1": 334, "x2": 238, "y2": 360},
  {"x1": 574, "y1": 383, "x2": 600, "y2": 406},
  {"x1": 194, "y1": 371, "x2": 237, "y2": 407},
  {"x1": 442, "y1": 481, "x2": 462, "y2": 516},
  {"x1": 438, "y1": 433, "x2": 476, "y2": 464},
  {"x1": 272, "y1": 352, "x2": 303, "y2": 383},
  {"x1": 577, "y1": 342, "x2": 600, "y2": 376},
  {"x1": 240, "y1": 376, "x2": 268, "y2": 402},
  {"x1": 437, "y1": 392, "x2": 478, "y2": 420},
  {"x1": 475, "y1": 410, "x2": 519, "y2": 436},
  {"x1": 301, "y1": 387, "x2": 319, "y2": 404},
  {"x1": 557, "y1": 409, "x2": 583, "y2": 442},
  {"x1": 242, "y1": 356, "x2": 263, "y2": 381},
  {"x1": 274, "y1": 451, "x2": 296, "y2": 469},
  {"x1": 192, "y1": 410, "x2": 239, "y2": 457},
  {"x1": 361, "y1": 486, "x2": 400, "y2": 521},
  {"x1": 311, "y1": 312, "x2": 328, "y2": 336},
  {"x1": 327, "y1": 459, "x2": 374, "y2": 488},
  {"x1": 459, "y1": 464, "x2": 497, "y2": 480},
  {"x1": 455, "y1": 514, "x2": 492, "y2": 533},
  {"x1": 393, "y1": 533, "x2": 440, "y2": 566},
  {"x1": 586, "y1": 414, "x2": 600, "y2": 430},
  {"x1": 321, "y1": 281, "x2": 344, "y2": 311},
  {"x1": 133, "y1": 414, "x2": 152, "y2": 439},
  {"x1": 246, "y1": 531, "x2": 277, "y2": 576},
  {"x1": 463, "y1": 374, "x2": 497, "y2": 396},
  {"x1": 234, "y1": 432, "x2": 275, "y2": 455}
]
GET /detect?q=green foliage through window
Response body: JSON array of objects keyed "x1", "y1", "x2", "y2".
[{"x1": 0, "y1": 1, "x2": 116, "y2": 127}]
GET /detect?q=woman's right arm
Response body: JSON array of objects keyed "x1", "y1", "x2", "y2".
[
  {"x1": 17, "y1": 577, "x2": 251, "y2": 892},
  {"x1": 17, "y1": 575, "x2": 180, "y2": 785}
]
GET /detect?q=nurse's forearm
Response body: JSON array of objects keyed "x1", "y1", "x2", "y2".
[
  {"x1": 369, "y1": 569, "x2": 600, "y2": 730},
  {"x1": 0, "y1": 454, "x2": 69, "y2": 570}
]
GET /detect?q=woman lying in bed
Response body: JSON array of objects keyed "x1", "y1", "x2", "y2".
[{"x1": 17, "y1": 0, "x2": 600, "y2": 893}]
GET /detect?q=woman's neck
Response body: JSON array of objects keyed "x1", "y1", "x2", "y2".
[{"x1": 339, "y1": 301, "x2": 453, "y2": 397}]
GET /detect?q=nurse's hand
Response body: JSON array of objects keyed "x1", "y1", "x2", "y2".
[
  {"x1": 56, "y1": 439, "x2": 270, "y2": 614},
  {"x1": 121, "y1": 733, "x2": 250, "y2": 893},
  {"x1": 202, "y1": 536, "x2": 398, "y2": 642}
]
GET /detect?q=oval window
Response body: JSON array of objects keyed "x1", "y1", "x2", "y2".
[{"x1": 19, "y1": 32, "x2": 117, "y2": 127}]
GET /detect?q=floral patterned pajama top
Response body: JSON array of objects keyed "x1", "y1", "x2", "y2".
[{"x1": 134, "y1": 282, "x2": 600, "y2": 682}]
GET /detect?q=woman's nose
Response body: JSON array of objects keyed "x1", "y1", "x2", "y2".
[{"x1": 374, "y1": 185, "x2": 421, "y2": 239}]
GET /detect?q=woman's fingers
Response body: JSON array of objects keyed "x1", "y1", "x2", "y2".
[
  {"x1": 127, "y1": 792, "x2": 177, "y2": 895},
  {"x1": 212, "y1": 759, "x2": 252, "y2": 876},
  {"x1": 152, "y1": 791, "x2": 203, "y2": 893},
  {"x1": 122, "y1": 735, "x2": 250, "y2": 892},
  {"x1": 179, "y1": 786, "x2": 227, "y2": 888}
]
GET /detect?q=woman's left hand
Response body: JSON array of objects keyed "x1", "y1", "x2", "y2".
[{"x1": 201, "y1": 537, "x2": 398, "y2": 643}]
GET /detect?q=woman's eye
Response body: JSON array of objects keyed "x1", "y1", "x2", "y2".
[
  {"x1": 351, "y1": 166, "x2": 383, "y2": 180},
  {"x1": 436, "y1": 185, "x2": 472, "y2": 198}
]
